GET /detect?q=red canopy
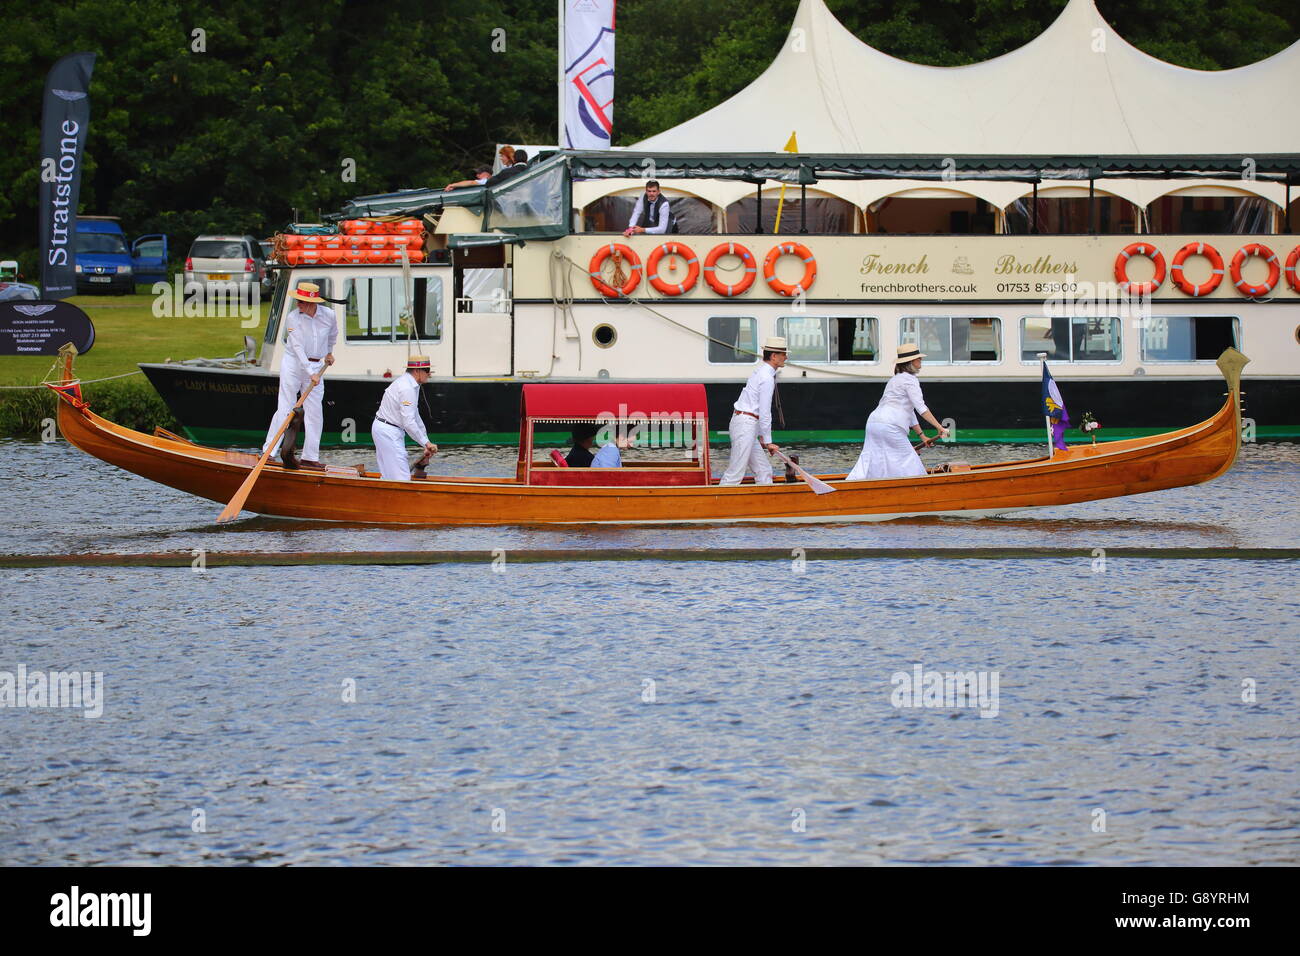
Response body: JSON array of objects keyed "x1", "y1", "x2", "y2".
[{"x1": 521, "y1": 383, "x2": 708, "y2": 423}]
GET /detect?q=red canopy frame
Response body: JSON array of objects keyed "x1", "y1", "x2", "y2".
[{"x1": 517, "y1": 384, "x2": 711, "y2": 486}]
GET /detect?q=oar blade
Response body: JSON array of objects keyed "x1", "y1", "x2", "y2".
[
  {"x1": 217, "y1": 469, "x2": 261, "y2": 522},
  {"x1": 805, "y1": 474, "x2": 837, "y2": 495}
]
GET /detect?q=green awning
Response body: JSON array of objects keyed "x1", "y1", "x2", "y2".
[
  {"x1": 333, "y1": 184, "x2": 486, "y2": 220},
  {"x1": 564, "y1": 151, "x2": 1300, "y2": 184}
]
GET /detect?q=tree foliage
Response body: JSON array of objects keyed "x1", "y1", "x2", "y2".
[{"x1": 2, "y1": 0, "x2": 1295, "y2": 267}]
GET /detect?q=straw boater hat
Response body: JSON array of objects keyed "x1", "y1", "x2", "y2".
[
  {"x1": 896, "y1": 343, "x2": 926, "y2": 362},
  {"x1": 407, "y1": 355, "x2": 432, "y2": 371},
  {"x1": 290, "y1": 281, "x2": 324, "y2": 303},
  {"x1": 762, "y1": 336, "x2": 788, "y2": 352}
]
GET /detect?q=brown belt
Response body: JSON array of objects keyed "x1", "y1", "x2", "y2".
[
  {"x1": 734, "y1": 410, "x2": 758, "y2": 419},
  {"x1": 308, "y1": 357, "x2": 322, "y2": 361}
]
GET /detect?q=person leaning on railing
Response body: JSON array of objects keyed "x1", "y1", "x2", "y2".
[
  {"x1": 485, "y1": 146, "x2": 530, "y2": 187},
  {"x1": 444, "y1": 166, "x2": 490, "y2": 191}
]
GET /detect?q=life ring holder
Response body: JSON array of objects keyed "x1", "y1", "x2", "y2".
[
  {"x1": 646, "y1": 242, "x2": 700, "y2": 296},
  {"x1": 588, "y1": 243, "x2": 642, "y2": 298},
  {"x1": 1285, "y1": 245, "x2": 1300, "y2": 294},
  {"x1": 1230, "y1": 243, "x2": 1280, "y2": 298},
  {"x1": 1169, "y1": 242, "x2": 1224, "y2": 297},
  {"x1": 763, "y1": 242, "x2": 817, "y2": 297},
  {"x1": 1114, "y1": 243, "x2": 1166, "y2": 296},
  {"x1": 702, "y1": 242, "x2": 758, "y2": 296}
]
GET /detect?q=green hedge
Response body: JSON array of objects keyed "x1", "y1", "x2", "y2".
[{"x1": 0, "y1": 378, "x2": 178, "y2": 439}]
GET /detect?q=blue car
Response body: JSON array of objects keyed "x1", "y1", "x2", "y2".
[{"x1": 75, "y1": 217, "x2": 169, "y2": 295}]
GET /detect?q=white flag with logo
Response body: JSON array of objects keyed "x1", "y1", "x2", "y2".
[{"x1": 562, "y1": 0, "x2": 615, "y2": 149}]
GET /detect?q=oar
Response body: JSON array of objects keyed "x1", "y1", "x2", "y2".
[
  {"x1": 771, "y1": 448, "x2": 837, "y2": 495},
  {"x1": 216, "y1": 369, "x2": 327, "y2": 523}
]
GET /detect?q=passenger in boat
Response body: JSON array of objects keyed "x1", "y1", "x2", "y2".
[
  {"x1": 263, "y1": 281, "x2": 337, "y2": 471},
  {"x1": 485, "y1": 147, "x2": 529, "y2": 187},
  {"x1": 846, "y1": 344, "x2": 949, "y2": 481},
  {"x1": 444, "y1": 166, "x2": 490, "y2": 191},
  {"x1": 372, "y1": 355, "x2": 438, "y2": 481},
  {"x1": 719, "y1": 336, "x2": 787, "y2": 486},
  {"x1": 565, "y1": 424, "x2": 599, "y2": 467},
  {"x1": 623, "y1": 181, "x2": 673, "y2": 236},
  {"x1": 591, "y1": 435, "x2": 632, "y2": 468}
]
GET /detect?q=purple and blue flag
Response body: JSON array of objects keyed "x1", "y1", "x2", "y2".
[{"x1": 1041, "y1": 361, "x2": 1069, "y2": 451}]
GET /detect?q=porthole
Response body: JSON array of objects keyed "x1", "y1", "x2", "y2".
[{"x1": 593, "y1": 323, "x2": 617, "y2": 348}]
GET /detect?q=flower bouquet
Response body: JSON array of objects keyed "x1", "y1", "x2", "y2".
[{"x1": 1080, "y1": 411, "x2": 1101, "y2": 444}]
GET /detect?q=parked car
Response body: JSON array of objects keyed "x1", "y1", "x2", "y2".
[
  {"x1": 74, "y1": 217, "x2": 169, "y2": 294},
  {"x1": 0, "y1": 260, "x2": 39, "y2": 301},
  {"x1": 185, "y1": 235, "x2": 271, "y2": 300}
]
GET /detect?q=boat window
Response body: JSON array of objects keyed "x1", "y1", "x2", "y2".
[
  {"x1": 777, "y1": 316, "x2": 830, "y2": 363},
  {"x1": 868, "y1": 197, "x2": 997, "y2": 235},
  {"x1": 775, "y1": 316, "x2": 877, "y2": 363},
  {"x1": 344, "y1": 276, "x2": 442, "y2": 342},
  {"x1": 583, "y1": 193, "x2": 718, "y2": 234},
  {"x1": 1004, "y1": 196, "x2": 1138, "y2": 235},
  {"x1": 1020, "y1": 316, "x2": 1122, "y2": 362},
  {"x1": 899, "y1": 317, "x2": 1000, "y2": 363},
  {"x1": 1148, "y1": 196, "x2": 1274, "y2": 234},
  {"x1": 1140, "y1": 316, "x2": 1238, "y2": 362},
  {"x1": 707, "y1": 316, "x2": 758, "y2": 363},
  {"x1": 726, "y1": 196, "x2": 860, "y2": 234}
]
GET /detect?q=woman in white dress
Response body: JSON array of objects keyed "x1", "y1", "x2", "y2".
[{"x1": 846, "y1": 344, "x2": 949, "y2": 481}]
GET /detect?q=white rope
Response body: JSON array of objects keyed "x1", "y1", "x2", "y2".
[{"x1": 0, "y1": 368, "x2": 145, "y2": 390}]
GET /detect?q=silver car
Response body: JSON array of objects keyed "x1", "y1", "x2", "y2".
[{"x1": 185, "y1": 235, "x2": 271, "y2": 301}]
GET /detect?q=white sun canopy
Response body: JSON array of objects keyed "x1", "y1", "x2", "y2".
[{"x1": 632, "y1": 0, "x2": 1300, "y2": 156}]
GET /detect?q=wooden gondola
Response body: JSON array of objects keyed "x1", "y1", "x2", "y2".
[{"x1": 48, "y1": 348, "x2": 1249, "y2": 526}]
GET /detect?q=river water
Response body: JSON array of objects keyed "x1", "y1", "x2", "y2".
[{"x1": 0, "y1": 438, "x2": 1297, "y2": 865}]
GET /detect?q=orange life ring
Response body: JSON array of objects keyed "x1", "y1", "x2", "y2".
[
  {"x1": 1169, "y1": 242, "x2": 1224, "y2": 298},
  {"x1": 702, "y1": 242, "x2": 757, "y2": 296},
  {"x1": 763, "y1": 242, "x2": 817, "y2": 297},
  {"x1": 1285, "y1": 245, "x2": 1300, "y2": 294},
  {"x1": 588, "y1": 243, "x2": 642, "y2": 298},
  {"x1": 646, "y1": 242, "x2": 700, "y2": 296},
  {"x1": 1114, "y1": 243, "x2": 1166, "y2": 295},
  {"x1": 1230, "y1": 243, "x2": 1280, "y2": 298}
]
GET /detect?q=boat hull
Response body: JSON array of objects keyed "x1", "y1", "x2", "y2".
[{"x1": 58, "y1": 374, "x2": 1243, "y2": 526}]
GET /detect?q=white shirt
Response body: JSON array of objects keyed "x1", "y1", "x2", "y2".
[
  {"x1": 284, "y1": 305, "x2": 338, "y2": 371},
  {"x1": 375, "y1": 372, "x2": 430, "y2": 446},
  {"x1": 627, "y1": 195, "x2": 672, "y2": 234},
  {"x1": 734, "y1": 362, "x2": 779, "y2": 445},
  {"x1": 872, "y1": 372, "x2": 928, "y2": 429},
  {"x1": 591, "y1": 443, "x2": 622, "y2": 468}
]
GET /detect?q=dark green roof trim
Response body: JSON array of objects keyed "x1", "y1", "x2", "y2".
[{"x1": 564, "y1": 151, "x2": 1300, "y2": 184}]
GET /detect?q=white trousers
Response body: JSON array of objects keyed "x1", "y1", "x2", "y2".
[
  {"x1": 263, "y1": 359, "x2": 323, "y2": 460},
  {"x1": 372, "y1": 418, "x2": 411, "y2": 481},
  {"x1": 846, "y1": 415, "x2": 926, "y2": 481},
  {"x1": 719, "y1": 414, "x2": 773, "y2": 486}
]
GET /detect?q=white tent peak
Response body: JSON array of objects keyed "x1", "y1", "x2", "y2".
[{"x1": 632, "y1": 0, "x2": 1300, "y2": 155}]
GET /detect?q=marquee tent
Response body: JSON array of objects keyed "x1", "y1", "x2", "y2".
[{"x1": 631, "y1": 0, "x2": 1300, "y2": 156}]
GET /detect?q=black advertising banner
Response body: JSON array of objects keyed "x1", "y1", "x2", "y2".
[
  {"x1": 0, "y1": 300, "x2": 95, "y2": 355},
  {"x1": 38, "y1": 51, "x2": 96, "y2": 300}
]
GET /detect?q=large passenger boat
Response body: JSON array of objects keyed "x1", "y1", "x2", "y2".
[{"x1": 139, "y1": 0, "x2": 1300, "y2": 448}]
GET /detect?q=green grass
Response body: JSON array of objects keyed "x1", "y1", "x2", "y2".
[
  {"x1": 0, "y1": 292, "x2": 269, "y2": 387},
  {"x1": 0, "y1": 291, "x2": 270, "y2": 438}
]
